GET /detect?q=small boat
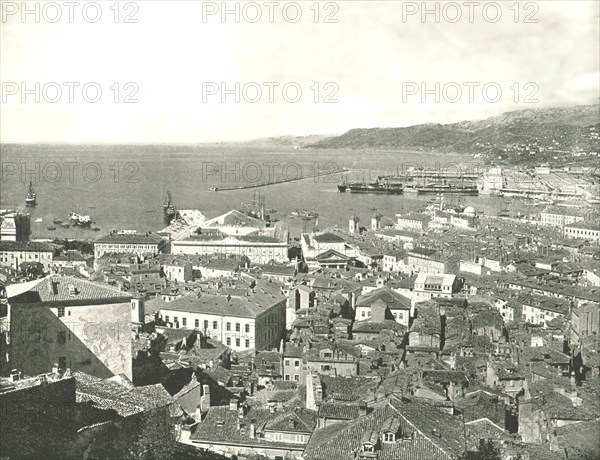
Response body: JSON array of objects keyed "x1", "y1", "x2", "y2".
[
  {"x1": 69, "y1": 212, "x2": 92, "y2": 227},
  {"x1": 34, "y1": 218, "x2": 43, "y2": 223},
  {"x1": 207, "y1": 187, "x2": 219, "y2": 192},
  {"x1": 53, "y1": 219, "x2": 63, "y2": 225},
  {"x1": 47, "y1": 226, "x2": 57, "y2": 231},
  {"x1": 92, "y1": 227, "x2": 101, "y2": 231},
  {"x1": 25, "y1": 181, "x2": 37, "y2": 206},
  {"x1": 61, "y1": 223, "x2": 70, "y2": 228}
]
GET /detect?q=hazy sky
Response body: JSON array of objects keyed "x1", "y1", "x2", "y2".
[{"x1": 1, "y1": 0, "x2": 598, "y2": 143}]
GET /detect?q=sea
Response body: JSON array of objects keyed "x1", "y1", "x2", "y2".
[{"x1": 0, "y1": 144, "x2": 523, "y2": 240}]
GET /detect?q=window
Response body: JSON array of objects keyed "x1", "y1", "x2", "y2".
[
  {"x1": 165, "y1": 316, "x2": 170, "y2": 323},
  {"x1": 296, "y1": 434, "x2": 305, "y2": 443},
  {"x1": 245, "y1": 339, "x2": 250, "y2": 348},
  {"x1": 285, "y1": 359, "x2": 290, "y2": 366},
  {"x1": 213, "y1": 321, "x2": 218, "y2": 329},
  {"x1": 294, "y1": 374, "x2": 299, "y2": 381},
  {"x1": 361, "y1": 311, "x2": 366, "y2": 317},
  {"x1": 383, "y1": 433, "x2": 394, "y2": 442},
  {"x1": 57, "y1": 331, "x2": 66, "y2": 344},
  {"x1": 295, "y1": 360, "x2": 300, "y2": 367},
  {"x1": 195, "y1": 319, "x2": 200, "y2": 328},
  {"x1": 245, "y1": 324, "x2": 250, "y2": 333},
  {"x1": 235, "y1": 322, "x2": 240, "y2": 332},
  {"x1": 204, "y1": 320, "x2": 209, "y2": 330},
  {"x1": 321, "y1": 365, "x2": 331, "y2": 371},
  {"x1": 226, "y1": 322, "x2": 231, "y2": 331},
  {"x1": 57, "y1": 307, "x2": 65, "y2": 318},
  {"x1": 285, "y1": 375, "x2": 290, "y2": 381},
  {"x1": 236, "y1": 338, "x2": 240, "y2": 347},
  {"x1": 226, "y1": 337, "x2": 231, "y2": 346},
  {"x1": 182, "y1": 318, "x2": 187, "y2": 327}
]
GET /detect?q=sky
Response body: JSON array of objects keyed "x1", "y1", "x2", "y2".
[{"x1": 1, "y1": 0, "x2": 599, "y2": 143}]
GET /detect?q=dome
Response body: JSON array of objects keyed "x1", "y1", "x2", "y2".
[{"x1": 463, "y1": 206, "x2": 476, "y2": 215}]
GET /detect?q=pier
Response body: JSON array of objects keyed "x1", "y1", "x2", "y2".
[{"x1": 207, "y1": 169, "x2": 349, "y2": 192}]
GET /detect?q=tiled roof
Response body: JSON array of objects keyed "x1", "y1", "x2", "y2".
[
  {"x1": 352, "y1": 320, "x2": 407, "y2": 334},
  {"x1": 265, "y1": 407, "x2": 318, "y2": 433},
  {"x1": 74, "y1": 372, "x2": 171, "y2": 418},
  {"x1": 8, "y1": 275, "x2": 131, "y2": 305},
  {"x1": 191, "y1": 404, "x2": 315, "y2": 448},
  {"x1": 314, "y1": 233, "x2": 346, "y2": 243},
  {"x1": 356, "y1": 287, "x2": 411, "y2": 310},
  {"x1": 158, "y1": 282, "x2": 285, "y2": 318},
  {"x1": 318, "y1": 402, "x2": 361, "y2": 420},
  {"x1": 304, "y1": 397, "x2": 465, "y2": 460},
  {"x1": 0, "y1": 241, "x2": 53, "y2": 252},
  {"x1": 95, "y1": 233, "x2": 164, "y2": 245}
]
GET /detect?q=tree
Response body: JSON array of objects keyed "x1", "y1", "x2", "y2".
[{"x1": 463, "y1": 439, "x2": 502, "y2": 460}]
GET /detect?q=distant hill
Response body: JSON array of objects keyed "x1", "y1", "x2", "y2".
[{"x1": 308, "y1": 105, "x2": 600, "y2": 163}]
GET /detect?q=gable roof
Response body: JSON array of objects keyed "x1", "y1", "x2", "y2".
[
  {"x1": 8, "y1": 275, "x2": 131, "y2": 306},
  {"x1": 356, "y1": 287, "x2": 411, "y2": 310},
  {"x1": 314, "y1": 233, "x2": 346, "y2": 243},
  {"x1": 316, "y1": 249, "x2": 351, "y2": 261}
]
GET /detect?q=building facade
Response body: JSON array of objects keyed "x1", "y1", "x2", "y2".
[{"x1": 94, "y1": 232, "x2": 167, "y2": 259}]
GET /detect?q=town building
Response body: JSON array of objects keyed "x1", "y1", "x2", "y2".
[
  {"x1": 0, "y1": 241, "x2": 55, "y2": 270},
  {"x1": 172, "y1": 232, "x2": 288, "y2": 264},
  {"x1": 564, "y1": 221, "x2": 600, "y2": 242},
  {"x1": 4, "y1": 275, "x2": 134, "y2": 379},
  {"x1": 0, "y1": 212, "x2": 31, "y2": 242},
  {"x1": 412, "y1": 273, "x2": 459, "y2": 303},
  {"x1": 94, "y1": 231, "x2": 167, "y2": 258},
  {"x1": 540, "y1": 206, "x2": 585, "y2": 227},
  {"x1": 395, "y1": 213, "x2": 431, "y2": 233},
  {"x1": 155, "y1": 280, "x2": 286, "y2": 352}
]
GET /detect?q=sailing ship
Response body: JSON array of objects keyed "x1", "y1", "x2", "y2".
[
  {"x1": 164, "y1": 191, "x2": 178, "y2": 224},
  {"x1": 242, "y1": 191, "x2": 271, "y2": 222},
  {"x1": 25, "y1": 181, "x2": 37, "y2": 206}
]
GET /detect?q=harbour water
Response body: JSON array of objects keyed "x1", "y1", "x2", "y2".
[{"x1": 0, "y1": 144, "x2": 534, "y2": 239}]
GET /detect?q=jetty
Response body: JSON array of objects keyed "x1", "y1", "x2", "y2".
[{"x1": 207, "y1": 168, "x2": 349, "y2": 192}]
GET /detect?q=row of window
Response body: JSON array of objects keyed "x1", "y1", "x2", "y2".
[
  {"x1": 98, "y1": 244, "x2": 157, "y2": 249},
  {"x1": 0, "y1": 252, "x2": 51, "y2": 260},
  {"x1": 163, "y1": 316, "x2": 252, "y2": 334},
  {"x1": 226, "y1": 337, "x2": 250, "y2": 348},
  {"x1": 566, "y1": 228, "x2": 599, "y2": 236}
]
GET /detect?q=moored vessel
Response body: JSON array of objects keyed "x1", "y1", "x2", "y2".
[
  {"x1": 164, "y1": 191, "x2": 178, "y2": 223},
  {"x1": 25, "y1": 181, "x2": 37, "y2": 206},
  {"x1": 69, "y1": 212, "x2": 92, "y2": 227}
]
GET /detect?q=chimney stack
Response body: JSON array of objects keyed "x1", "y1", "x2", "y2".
[
  {"x1": 200, "y1": 384, "x2": 211, "y2": 412},
  {"x1": 249, "y1": 422, "x2": 256, "y2": 439}
]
